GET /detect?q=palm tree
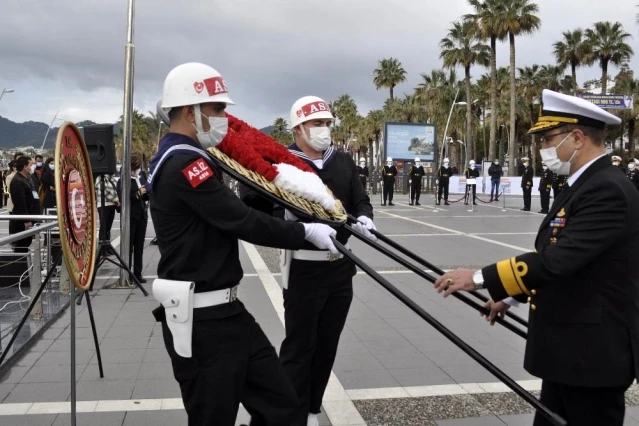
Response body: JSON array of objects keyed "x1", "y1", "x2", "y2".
[
  {"x1": 373, "y1": 57, "x2": 407, "y2": 101},
  {"x1": 585, "y1": 21, "x2": 634, "y2": 93},
  {"x1": 553, "y1": 29, "x2": 590, "y2": 93},
  {"x1": 464, "y1": 0, "x2": 508, "y2": 162},
  {"x1": 502, "y1": 0, "x2": 541, "y2": 175},
  {"x1": 270, "y1": 117, "x2": 293, "y2": 146},
  {"x1": 366, "y1": 110, "x2": 384, "y2": 169},
  {"x1": 440, "y1": 20, "x2": 490, "y2": 162}
]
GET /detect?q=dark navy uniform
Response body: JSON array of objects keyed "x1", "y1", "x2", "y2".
[
  {"x1": 408, "y1": 164, "x2": 425, "y2": 205},
  {"x1": 437, "y1": 165, "x2": 452, "y2": 205},
  {"x1": 243, "y1": 143, "x2": 373, "y2": 425},
  {"x1": 464, "y1": 166, "x2": 479, "y2": 205},
  {"x1": 357, "y1": 163, "x2": 368, "y2": 190},
  {"x1": 538, "y1": 167, "x2": 553, "y2": 213},
  {"x1": 381, "y1": 163, "x2": 397, "y2": 205},
  {"x1": 149, "y1": 133, "x2": 309, "y2": 426},
  {"x1": 552, "y1": 174, "x2": 568, "y2": 199},
  {"x1": 520, "y1": 162, "x2": 533, "y2": 211}
]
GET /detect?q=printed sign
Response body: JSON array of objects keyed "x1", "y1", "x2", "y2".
[
  {"x1": 577, "y1": 94, "x2": 633, "y2": 109},
  {"x1": 384, "y1": 122, "x2": 436, "y2": 161},
  {"x1": 55, "y1": 123, "x2": 97, "y2": 291}
]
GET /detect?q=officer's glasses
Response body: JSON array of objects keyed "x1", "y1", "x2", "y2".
[{"x1": 537, "y1": 131, "x2": 572, "y2": 146}]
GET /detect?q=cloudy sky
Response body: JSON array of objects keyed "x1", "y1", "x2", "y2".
[{"x1": 0, "y1": 0, "x2": 637, "y2": 130}]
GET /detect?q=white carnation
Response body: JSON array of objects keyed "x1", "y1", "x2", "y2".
[{"x1": 272, "y1": 163, "x2": 336, "y2": 211}]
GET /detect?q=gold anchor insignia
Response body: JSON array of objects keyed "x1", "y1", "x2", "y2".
[{"x1": 556, "y1": 208, "x2": 566, "y2": 217}]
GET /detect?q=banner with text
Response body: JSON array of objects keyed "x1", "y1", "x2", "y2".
[
  {"x1": 384, "y1": 122, "x2": 437, "y2": 161},
  {"x1": 577, "y1": 94, "x2": 633, "y2": 109}
]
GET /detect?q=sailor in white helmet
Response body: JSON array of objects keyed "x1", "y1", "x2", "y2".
[
  {"x1": 267, "y1": 95, "x2": 375, "y2": 426},
  {"x1": 358, "y1": 157, "x2": 369, "y2": 191},
  {"x1": 147, "y1": 64, "x2": 339, "y2": 426},
  {"x1": 464, "y1": 159, "x2": 479, "y2": 205},
  {"x1": 381, "y1": 156, "x2": 397, "y2": 205},
  {"x1": 437, "y1": 158, "x2": 452, "y2": 205},
  {"x1": 408, "y1": 157, "x2": 425, "y2": 205}
]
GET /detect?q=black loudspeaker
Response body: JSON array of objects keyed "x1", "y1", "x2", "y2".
[{"x1": 83, "y1": 124, "x2": 117, "y2": 175}]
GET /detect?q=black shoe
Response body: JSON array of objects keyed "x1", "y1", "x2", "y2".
[
  {"x1": 521, "y1": 208, "x2": 530, "y2": 211},
  {"x1": 382, "y1": 202, "x2": 386, "y2": 206},
  {"x1": 538, "y1": 210, "x2": 548, "y2": 214},
  {"x1": 436, "y1": 202, "x2": 441, "y2": 205},
  {"x1": 444, "y1": 202, "x2": 450, "y2": 205},
  {"x1": 388, "y1": 202, "x2": 394, "y2": 206},
  {"x1": 150, "y1": 238, "x2": 158, "y2": 245},
  {"x1": 494, "y1": 198, "x2": 499, "y2": 202},
  {"x1": 409, "y1": 202, "x2": 413, "y2": 206},
  {"x1": 133, "y1": 276, "x2": 147, "y2": 284},
  {"x1": 473, "y1": 202, "x2": 477, "y2": 205},
  {"x1": 489, "y1": 198, "x2": 493, "y2": 202},
  {"x1": 415, "y1": 202, "x2": 421, "y2": 206}
]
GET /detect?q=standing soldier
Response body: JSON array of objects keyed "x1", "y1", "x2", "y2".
[
  {"x1": 464, "y1": 159, "x2": 479, "y2": 205},
  {"x1": 538, "y1": 161, "x2": 553, "y2": 213},
  {"x1": 437, "y1": 157, "x2": 452, "y2": 205},
  {"x1": 147, "y1": 63, "x2": 340, "y2": 426},
  {"x1": 627, "y1": 158, "x2": 639, "y2": 191},
  {"x1": 357, "y1": 158, "x2": 368, "y2": 191},
  {"x1": 277, "y1": 95, "x2": 377, "y2": 426},
  {"x1": 408, "y1": 157, "x2": 425, "y2": 205},
  {"x1": 520, "y1": 156, "x2": 533, "y2": 211},
  {"x1": 488, "y1": 159, "x2": 503, "y2": 202},
  {"x1": 381, "y1": 157, "x2": 397, "y2": 206}
]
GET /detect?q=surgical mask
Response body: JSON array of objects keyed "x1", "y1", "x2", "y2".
[
  {"x1": 30, "y1": 164, "x2": 36, "y2": 174},
  {"x1": 612, "y1": 161, "x2": 620, "y2": 166},
  {"x1": 539, "y1": 133, "x2": 577, "y2": 175},
  {"x1": 386, "y1": 162, "x2": 392, "y2": 167},
  {"x1": 36, "y1": 162, "x2": 42, "y2": 167},
  {"x1": 523, "y1": 162, "x2": 529, "y2": 167},
  {"x1": 470, "y1": 165, "x2": 475, "y2": 169},
  {"x1": 542, "y1": 166, "x2": 547, "y2": 171},
  {"x1": 629, "y1": 163, "x2": 636, "y2": 170},
  {"x1": 443, "y1": 162, "x2": 449, "y2": 167},
  {"x1": 49, "y1": 164, "x2": 54, "y2": 171},
  {"x1": 494, "y1": 161, "x2": 499, "y2": 165},
  {"x1": 195, "y1": 114, "x2": 228, "y2": 148},
  {"x1": 306, "y1": 127, "x2": 331, "y2": 152}
]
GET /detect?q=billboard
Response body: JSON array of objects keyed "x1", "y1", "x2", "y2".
[
  {"x1": 577, "y1": 94, "x2": 633, "y2": 109},
  {"x1": 383, "y1": 122, "x2": 437, "y2": 161}
]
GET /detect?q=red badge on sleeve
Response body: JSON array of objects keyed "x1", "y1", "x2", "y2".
[{"x1": 182, "y1": 159, "x2": 214, "y2": 188}]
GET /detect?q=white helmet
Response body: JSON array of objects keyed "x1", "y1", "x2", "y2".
[
  {"x1": 289, "y1": 95, "x2": 334, "y2": 129},
  {"x1": 161, "y1": 62, "x2": 234, "y2": 112},
  {"x1": 415, "y1": 157, "x2": 421, "y2": 162},
  {"x1": 443, "y1": 158, "x2": 449, "y2": 163},
  {"x1": 359, "y1": 158, "x2": 366, "y2": 163},
  {"x1": 386, "y1": 157, "x2": 393, "y2": 162},
  {"x1": 469, "y1": 160, "x2": 475, "y2": 165}
]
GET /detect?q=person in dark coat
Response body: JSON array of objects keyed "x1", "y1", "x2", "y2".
[
  {"x1": 9, "y1": 156, "x2": 40, "y2": 253},
  {"x1": 40, "y1": 157, "x2": 56, "y2": 212},
  {"x1": 538, "y1": 161, "x2": 553, "y2": 214},
  {"x1": 436, "y1": 89, "x2": 639, "y2": 426}
]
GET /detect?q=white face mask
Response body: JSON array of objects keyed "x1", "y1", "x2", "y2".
[
  {"x1": 36, "y1": 162, "x2": 42, "y2": 167},
  {"x1": 49, "y1": 164, "x2": 54, "y2": 171},
  {"x1": 30, "y1": 164, "x2": 36, "y2": 174},
  {"x1": 305, "y1": 126, "x2": 331, "y2": 152},
  {"x1": 494, "y1": 161, "x2": 499, "y2": 165},
  {"x1": 612, "y1": 161, "x2": 620, "y2": 166},
  {"x1": 522, "y1": 162, "x2": 529, "y2": 167},
  {"x1": 542, "y1": 166, "x2": 548, "y2": 171},
  {"x1": 443, "y1": 162, "x2": 449, "y2": 167},
  {"x1": 195, "y1": 113, "x2": 228, "y2": 148},
  {"x1": 629, "y1": 163, "x2": 636, "y2": 170},
  {"x1": 386, "y1": 162, "x2": 392, "y2": 167},
  {"x1": 540, "y1": 133, "x2": 577, "y2": 175},
  {"x1": 470, "y1": 164, "x2": 475, "y2": 169}
]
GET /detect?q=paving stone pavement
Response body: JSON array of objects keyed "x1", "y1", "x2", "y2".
[{"x1": 0, "y1": 193, "x2": 638, "y2": 425}]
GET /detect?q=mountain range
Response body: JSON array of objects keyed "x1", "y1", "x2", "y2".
[{"x1": 0, "y1": 116, "x2": 273, "y2": 149}]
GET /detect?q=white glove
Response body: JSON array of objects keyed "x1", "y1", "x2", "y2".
[
  {"x1": 302, "y1": 223, "x2": 338, "y2": 255},
  {"x1": 409, "y1": 179, "x2": 412, "y2": 184},
  {"x1": 352, "y1": 216, "x2": 377, "y2": 241}
]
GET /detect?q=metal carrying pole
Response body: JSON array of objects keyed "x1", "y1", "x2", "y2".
[{"x1": 118, "y1": 0, "x2": 136, "y2": 288}]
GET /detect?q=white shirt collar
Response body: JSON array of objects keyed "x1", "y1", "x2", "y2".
[{"x1": 567, "y1": 153, "x2": 607, "y2": 186}]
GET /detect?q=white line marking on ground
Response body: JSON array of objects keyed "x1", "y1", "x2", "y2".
[
  {"x1": 378, "y1": 210, "x2": 530, "y2": 252},
  {"x1": 241, "y1": 241, "x2": 366, "y2": 426},
  {"x1": 0, "y1": 380, "x2": 544, "y2": 416}
]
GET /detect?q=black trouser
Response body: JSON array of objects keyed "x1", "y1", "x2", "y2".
[
  {"x1": 533, "y1": 379, "x2": 630, "y2": 426},
  {"x1": 158, "y1": 306, "x2": 299, "y2": 426},
  {"x1": 522, "y1": 186, "x2": 532, "y2": 209},
  {"x1": 438, "y1": 179, "x2": 449, "y2": 202},
  {"x1": 98, "y1": 206, "x2": 117, "y2": 241},
  {"x1": 464, "y1": 184, "x2": 476, "y2": 203},
  {"x1": 382, "y1": 178, "x2": 394, "y2": 203},
  {"x1": 410, "y1": 179, "x2": 421, "y2": 202},
  {"x1": 540, "y1": 189, "x2": 550, "y2": 212},
  {"x1": 9, "y1": 218, "x2": 32, "y2": 253},
  {"x1": 129, "y1": 215, "x2": 147, "y2": 278},
  {"x1": 280, "y1": 258, "x2": 354, "y2": 426}
]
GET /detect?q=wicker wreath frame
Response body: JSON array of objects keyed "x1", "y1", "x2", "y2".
[{"x1": 206, "y1": 146, "x2": 347, "y2": 224}]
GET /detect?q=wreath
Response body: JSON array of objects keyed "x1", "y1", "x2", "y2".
[{"x1": 214, "y1": 114, "x2": 337, "y2": 212}]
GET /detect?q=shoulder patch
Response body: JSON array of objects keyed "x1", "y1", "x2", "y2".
[{"x1": 182, "y1": 158, "x2": 214, "y2": 188}]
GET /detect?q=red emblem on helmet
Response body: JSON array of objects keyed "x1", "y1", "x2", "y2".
[{"x1": 193, "y1": 81, "x2": 204, "y2": 93}]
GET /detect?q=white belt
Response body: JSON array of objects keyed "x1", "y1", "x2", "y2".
[
  {"x1": 292, "y1": 244, "x2": 349, "y2": 262},
  {"x1": 193, "y1": 285, "x2": 239, "y2": 308}
]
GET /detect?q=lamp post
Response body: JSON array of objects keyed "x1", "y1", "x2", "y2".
[
  {"x1": 0, "y1": 88, "x2": 15, "y2": 101},
  {"x1": 441, "y1": 88, "x2": 467, "y2": 161},
  {"x1": 41, "y1": 111, "x2": 63, "y2": 150}
]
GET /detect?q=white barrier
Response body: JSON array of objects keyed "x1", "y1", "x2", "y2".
[{"x1": 447, "y1": 176, "x2": 541, "y2": 196}]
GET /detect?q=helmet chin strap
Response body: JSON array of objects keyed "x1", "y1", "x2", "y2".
[{"x1": 193, "y1": 104, "x2": 205, "y2": 133}]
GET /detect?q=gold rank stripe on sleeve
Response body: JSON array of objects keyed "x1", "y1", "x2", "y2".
[{"x1": 496, "y1": 258, "x2": 532, "y2": 297}]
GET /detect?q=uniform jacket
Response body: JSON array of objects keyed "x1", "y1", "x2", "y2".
[
  {"x1": 464, "y1": 167, "x2": 479, "y2": 180},
  {"x1": 9, "y1": 172, "x2": 40, "y2": 235},
  {"x1": 381, "y1": 165, "x2": 397, "y2": 182},
  {"x1": 628, "y1": 168, "x2": 639, "y2": 191},
  {"x1": 117, "y1": 176, "x2": 149, "y2": 222},
  {"x1": 438, "y1": 166, "x2": 452, "y2": 180},
  {"x1": 409, "y1": 166, "x2": 425, "y2": 180},
  {"x1": 521, "y1": 165, "x2": 533, "y2": 188},
  {"x1": 552, "y1": 174, "x2": 569, "y2": 193},
  {"x1": 482, "y1": 156, "x2": 639, "y2": 387},
  {"x1": 538, "y1": 169, "x2": 554, "y2": 191},
  {"x1": 358, "y1": 165, "x2": 369, "y2": 178},
  {"x1": 149, "y1": 133, "x2": 306, "y2": 315}
]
